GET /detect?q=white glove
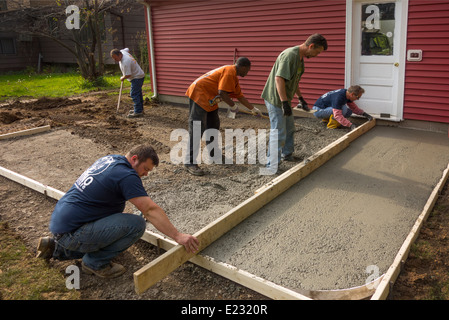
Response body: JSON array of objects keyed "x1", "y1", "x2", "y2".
[
  {"x1": 230, "y1": 105, "x2": 239, "y2": 113},
  {"x1": 251, "y1": 107, "x2": 263, "y2": 117}
]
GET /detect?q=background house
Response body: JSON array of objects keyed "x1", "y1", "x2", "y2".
[
  {"x1": 0, "y1": 0, "x2": 147, "y2": 72},
  {"x1": 0, "y1": 1, "x2": 40, "y2": 71},
  {"x1": 141, "y1": 0, "x2": 449, "y2": 128}
]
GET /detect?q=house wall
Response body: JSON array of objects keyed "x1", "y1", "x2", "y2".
[
  {"x1": 404, "y1": 0, "x2": 449, "y2": 123},
  {"x1": 0, "y1": 1, "x2": 146, "y2": 72},
  {"x1": 0, "y1": 1, "x2": 40, "y2": 72},
  {"x1": 39, "y1": 11, "x2": 117, "y2": 65},
  {"x1": 146, "y1": 0, "x2": 449, "y2": 124},
  {"x1": 147, "y1": 0, "x2": 347, "y2": 105},
  {"x1": 41, "y1": 8, "x2": 146, "y2": 66},
  {"x1": 0, "y1": 32, "x2": 40, "y2": 72}
]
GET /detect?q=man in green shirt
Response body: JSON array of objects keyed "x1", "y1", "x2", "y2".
[{"x1": 261, "y1": 34, "x2": 328, "y2": 174}]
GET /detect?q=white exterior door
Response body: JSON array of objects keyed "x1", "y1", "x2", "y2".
[{"x1": 346, "y1": 0, "x2": 408, "y2": 121}]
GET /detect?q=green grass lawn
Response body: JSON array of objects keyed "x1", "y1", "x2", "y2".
[
  {"x1": 0, "y1": 222, "x2": 80, "y2": 300},
  {"x1": 0, "y1": 72, "x2": 152, "y2": 101}
]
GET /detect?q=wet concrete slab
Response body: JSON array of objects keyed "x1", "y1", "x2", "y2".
[{"x1": 203, "y1": 126, "x2": 449, "y2": 292}]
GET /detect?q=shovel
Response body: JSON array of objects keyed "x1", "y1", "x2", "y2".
[{"x1": 116, "y1": 81, "x2": 123, "y2": 114}]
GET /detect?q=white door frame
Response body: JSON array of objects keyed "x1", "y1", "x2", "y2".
[{"x1": 345, "y1": 0, "x2": 408, "y2": 121}]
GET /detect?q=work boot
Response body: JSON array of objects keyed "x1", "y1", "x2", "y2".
[
  {"x1": 127, "y1": 111, "x2": 144, "y2": 118},
  {"x1": 81, "y1": 261, "x2": 126, "y2": 279},
  {"x1": 36, "y1": 236, "x2": 55, "y2": 260},
  {"x1": 281, "y1": 154, "x2": 299, "y2": 162},
  {"x1": 327, "y1": 115, "x2": 341, "y2": 129},
  {"x1": 184, "y1": 164, "x2": 205, "y2": 176}
]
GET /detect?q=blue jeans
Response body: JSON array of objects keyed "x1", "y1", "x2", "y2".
[
  {"x1": 265, "y1": 100, "x2": 295, "y2": 172},
  {"x1": 53, "y1": 213, "x2": 146, "y2": 270},
  {"x1": 313, "y1": 105, "x2": 353, "y2": 119},
  {"x1": 130, "y1": 77, "x2": 145, "y2": 114}
]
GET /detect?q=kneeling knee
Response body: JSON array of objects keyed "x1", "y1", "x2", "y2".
[{"x1": 133, "y1": 214, "x2": 147, "y2": 237}]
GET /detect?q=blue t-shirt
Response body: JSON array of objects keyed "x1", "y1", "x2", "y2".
[
  {"x1": 314, "y1": 89, "x2": 350, "y2": 110},
  {"x1": 50, "y1": 155, "x2": 148, "y2": 234}
]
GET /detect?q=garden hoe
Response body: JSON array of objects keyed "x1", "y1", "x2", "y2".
[{"x1": 116, "y1": 81, "x2": 123, "y2": 114}]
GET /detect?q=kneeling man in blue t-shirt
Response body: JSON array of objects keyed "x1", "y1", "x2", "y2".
[
  {"x1": 37, "y1": 144, "x2": 199, "y2": 278},
  {"x1": 313, "y1": 85, "x2": 373, "y2": 130}
]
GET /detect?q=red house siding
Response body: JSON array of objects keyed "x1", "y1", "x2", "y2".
[
  {"x1": 146, "y1": 0, "x2": 346, "y2": 105},
  {"x1": 146, "y1": 0, "x2": 449, "y2": 124},
  {"x1": 404, "y1": 0, "x2": 449, "y2": 123}
]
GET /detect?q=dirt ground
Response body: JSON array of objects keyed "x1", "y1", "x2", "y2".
[{"x1": 1, "y1": 91, "x2": 448, "y2": 300}]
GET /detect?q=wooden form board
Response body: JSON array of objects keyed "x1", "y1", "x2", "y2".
[
  {"x1": 133, "y1": 120, "x2": 377, "y2": 295},
  {"x1": 371, "y1": 162, "x2": 449, "y2": 300},
  {"x1": 0, "y1": 125, "x2": 51, "y2": 140},
  {"x1": 141, "y1": 229, "x2": 383, "y2": 300},
  {"x1": 0, "y1": 166, "x2": 65, "y2": 200}
]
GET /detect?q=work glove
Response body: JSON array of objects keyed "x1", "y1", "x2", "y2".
[
  {"x1": 362, "y1": 112, "x2": 373, "y2": 121},
  {"x1": 230, "y1": 105, "x2": 239, "y2": 114},
  {"x1": 350, "y1": 123, "x2": 358, "y2": 131},
  {"x1": 282, "y1": 101, "x2": 292, "y2": 117},
  {"x1": 297, "y1": 96, "x2": 310, "y2": 112},
  {"x1": 251, "y1": 107, "x2": 263, "y2": 117}
]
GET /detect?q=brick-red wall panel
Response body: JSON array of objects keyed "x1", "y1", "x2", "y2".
[
  {"x1": 148, "y1": 0, "x2": 346, "y2": 104},
  {"x1": 404, "y1": 0, "x2": 449, "y2": 123}
]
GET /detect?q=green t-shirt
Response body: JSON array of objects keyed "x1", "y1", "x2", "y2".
[{"x1": 261, "y1": 46, "x2": 305, "y2": 108}]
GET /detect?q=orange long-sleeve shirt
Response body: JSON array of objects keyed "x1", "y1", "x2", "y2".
[{"x1": 185, "y1": 65, "x2": 244, "y2": 112}]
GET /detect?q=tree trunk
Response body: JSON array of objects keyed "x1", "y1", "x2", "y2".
[{"x1": 94, "y1": 0, "x2": 104, "y2": 76}]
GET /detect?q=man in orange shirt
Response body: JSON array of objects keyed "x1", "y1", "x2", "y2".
[{"x1": 184, "y1": 57, "x2": 262, "y2": 176}]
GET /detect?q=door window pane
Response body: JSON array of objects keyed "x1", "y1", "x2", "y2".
[{"x1": 361, "y1": 3, "x2": 395, "y2": 56}]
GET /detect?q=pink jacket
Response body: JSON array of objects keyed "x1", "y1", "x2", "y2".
[{"x1": 333, "y1": 102, "x2": 364, "y2": 127}]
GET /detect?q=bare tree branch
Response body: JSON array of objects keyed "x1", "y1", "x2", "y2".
[{"x1": 0, "y1": 0, "x2": 138, "y2": 80}]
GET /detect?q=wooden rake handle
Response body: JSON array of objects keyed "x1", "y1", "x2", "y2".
[{"x1": 116, "y1": 81, "x2": 123, "y2": 113}]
